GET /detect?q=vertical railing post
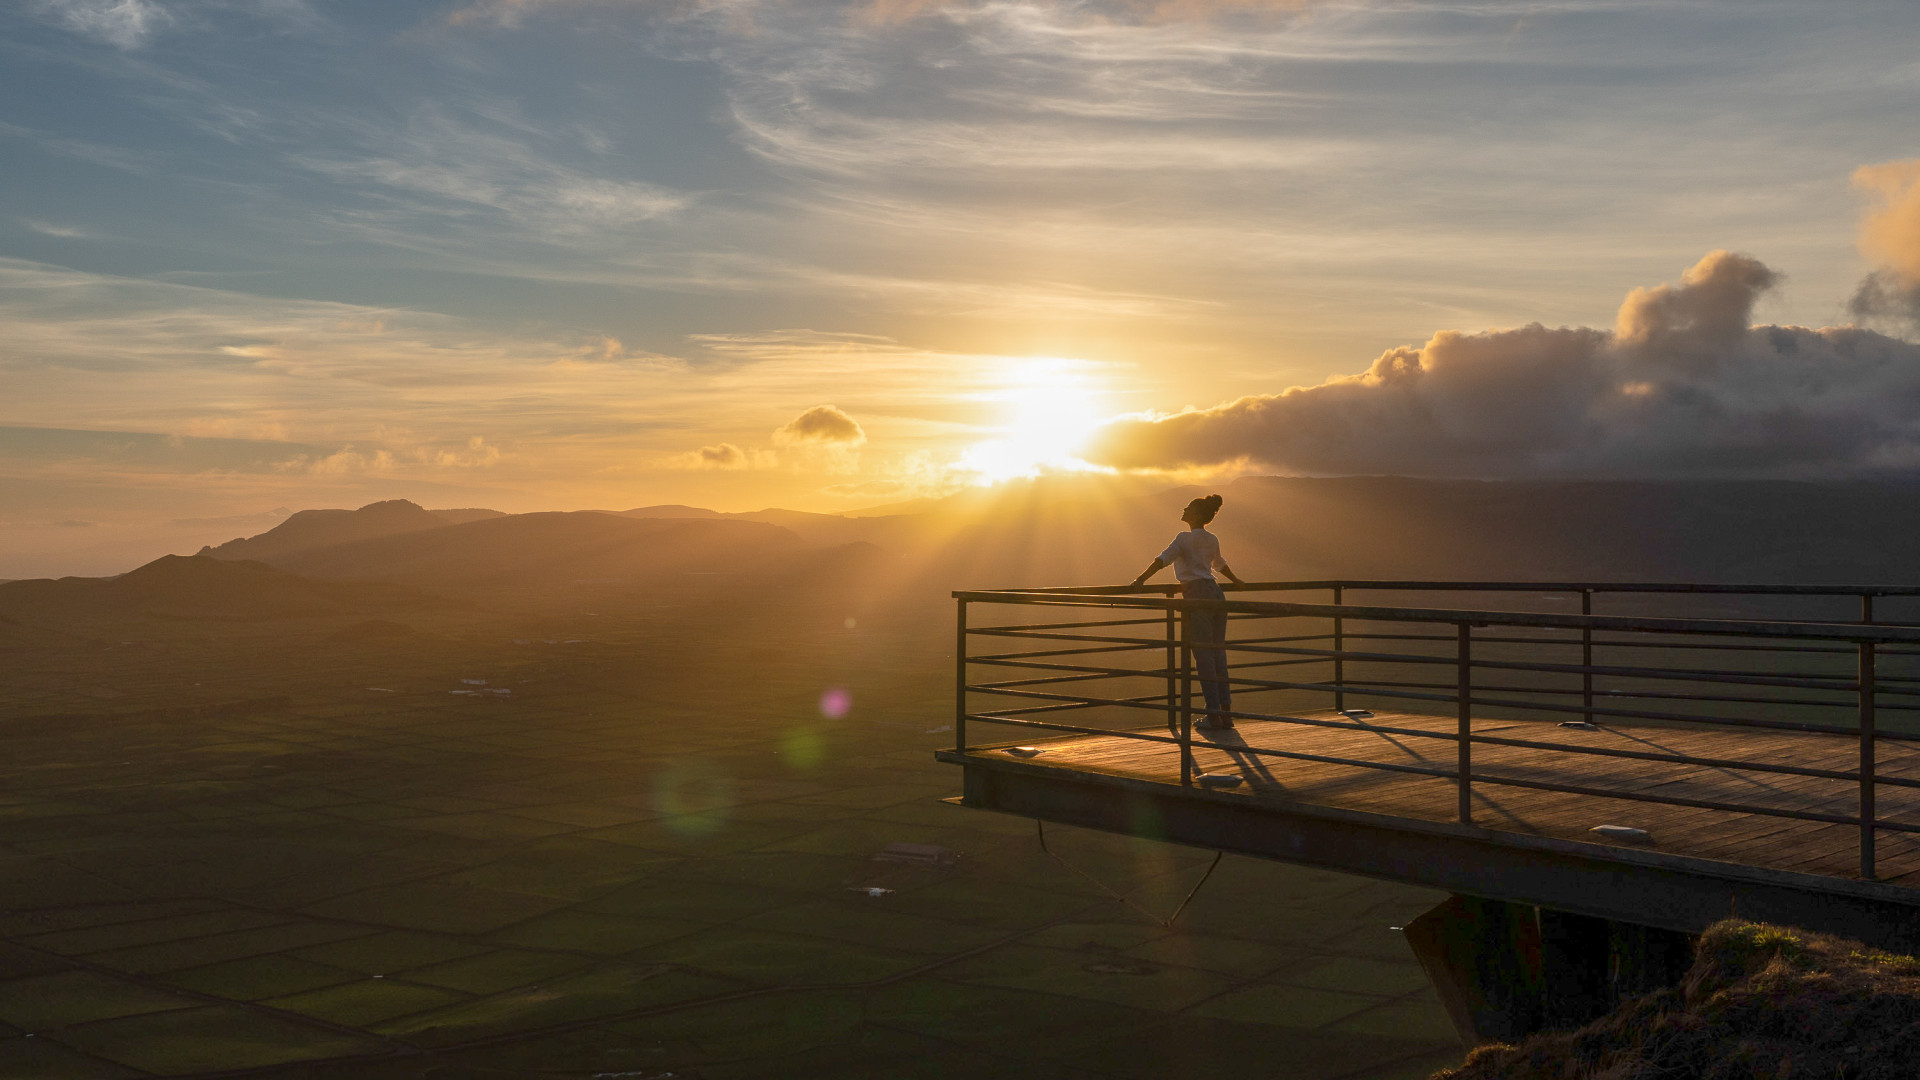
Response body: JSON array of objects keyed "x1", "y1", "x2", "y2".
[
  {"x1": 1457, "y1": 622, "x2": 1473, "y2": 825},
  {"x1": 1862, "y1": 593, "x2": 1875, "y2": 625},
  {"x1": 1164, "y1": 591, "x2": 1178, "y2": 735},
  {"x1": 954, "y1": 599, "x2": 968, "y2": 754},
  {"x1": 1860, "y1": 639, "x2": 1877, "y2": 880},
  {"x1": 1333, "y1": 585, "x2": 1346, "y2": 712},
  {"x1": 1581, "y1": 589, "x2": 1593, "y2": 718},
  {"x1": 1180, "y1": 599, "x2": 1195, "y2": 787}
]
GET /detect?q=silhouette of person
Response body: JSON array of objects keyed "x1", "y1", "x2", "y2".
[{"x1": 1131, "y1": 494, "x2": 1243, "y2": 731}]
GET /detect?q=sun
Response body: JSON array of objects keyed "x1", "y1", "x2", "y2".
[{"x1": 959, "y1": 358, "x2": 1111, "y2": 483}]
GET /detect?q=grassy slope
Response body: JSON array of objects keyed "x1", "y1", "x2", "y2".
[{"x1": 1436, "y1": 920, "x2": 1920, "y2": 1080}]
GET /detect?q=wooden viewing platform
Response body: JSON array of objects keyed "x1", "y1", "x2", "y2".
[
  {"x1": 948, "y1": 710, "x2": 1920, "y2": 886},
  {"x1": 937, "y1": 582, "x2": 1920, "y2": 965},
  {"x1": 939, "y1": 710, "x2": 1920, "y2": 949}
]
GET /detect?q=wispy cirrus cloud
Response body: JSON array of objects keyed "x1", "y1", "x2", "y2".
[
  {"x1": 290, "y1": 106, "x2": 690, "y2": 238},
  {"x1": 26, "y1": 0, "x2": 314, "y2": 48},
  {"x1": 446, "y1": 0, "x2": 1324, "y2": 31},
  {"x1": 22, "y1": 220, "x2": 99, "y2": 239},
  {"x1": 31, "y1": 0, "x2": 170, "y2": 48}
]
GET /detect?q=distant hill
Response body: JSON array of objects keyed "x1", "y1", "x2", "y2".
[
  {"x1": 200, "y1": 499, "x2": 458, "y2": 563},
  {"x1": 428, "y1": 507, "x2": 507, "y2": 525},
  {"x1": 0, "y1": 554, "x2": 428, "y2": 621},
  {"x1": 252, "y1": 511, "x2": 809, "y2": 586},
  {"x1": 172, "y1": 477, "x2": 1920, "y2": 603},
  {"x1": 610, "y1": 504, "x2": 914, "y2": 547},
  {"x1": 615, "y1": 504, "x2": 724, "y2": 519}
]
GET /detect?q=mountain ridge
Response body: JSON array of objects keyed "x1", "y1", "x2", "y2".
[{"x1": 144, "y1": 475, "x2": 1920, "y2": 598}]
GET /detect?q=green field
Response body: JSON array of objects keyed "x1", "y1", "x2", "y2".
[{"x1": 0, "y1": 578, "x2": 1460, "y2": 1078}]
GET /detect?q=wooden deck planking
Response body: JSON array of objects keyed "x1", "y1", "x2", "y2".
[{"x1": 973, "y1": 709, "x2": 1920, "y2": 888}]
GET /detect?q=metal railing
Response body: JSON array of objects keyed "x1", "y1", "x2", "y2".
[{"x1": 952, "y1": 581, "x2": 1920, "y2": 881}]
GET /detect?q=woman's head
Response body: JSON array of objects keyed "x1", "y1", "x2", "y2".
[{"x1": 1182, "y1": 494, "x2": 1224, "y2": 527}]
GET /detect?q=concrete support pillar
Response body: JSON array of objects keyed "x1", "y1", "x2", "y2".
[
  {"x1": 1403, "y1": 894, "x2": 1543, "y2": 1044},
  {"x1": 1404, "y1": 895, "x2": 1695, "y2": 1045},
  {"x1": 1538, "y1": 908, "x2": 1612, "y2": 1030}
]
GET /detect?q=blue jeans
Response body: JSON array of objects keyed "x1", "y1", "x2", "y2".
[{"x1": 1182, "y1": 579, "x2": 1231, "y2": 725}]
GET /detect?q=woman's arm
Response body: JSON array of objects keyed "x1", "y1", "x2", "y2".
[
  {"x1": 1130, "y1": 558, "x2": 1168, "y2": 587},
  {"x1": 1212, "y1": 548, "x2": 1244, "y2": 585}
]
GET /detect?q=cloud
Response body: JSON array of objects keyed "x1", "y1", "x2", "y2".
[
  {"x1": 289, "y1": 447, "x2": 397, "y2": 475},
  {"x1": 773, "y1": 404, "x2": 867, "y2": 447},
  {"x1": 430, "y1": 435, "x2": 503, "y2": 468},
  {"x1": 447, "y1": 0, "x2": 1318, "y2": 28},
  {"x1": 0, "y1": 424, "x2": 337, "y2": 473},
  {"x1": 23, "y1": 220, "x2": 96, "y2": 239},
  {"x1": 694, "y1": 442, "x2": 746, "y2": 468},
  {"x1": 1850, "y1": 159, "x2": 1920, "y2": 325},
  {"x1": 290, "y1": 106, "x2": 688, "y2": 239},
  {"x1": 33, "y1": 0, "x2": 169, "y2": 48},
  {"x1": 1087, "y1": 250, "x2": 1920, "y2": 479}
]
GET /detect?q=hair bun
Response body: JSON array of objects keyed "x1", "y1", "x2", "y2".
[{"x1": 1204, "y1": 494, "x2": 1223, "y2": 510}]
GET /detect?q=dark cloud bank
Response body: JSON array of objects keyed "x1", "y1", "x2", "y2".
[{"x1": 1089, "y1": 251, "x2": 1920, "y2": 479}]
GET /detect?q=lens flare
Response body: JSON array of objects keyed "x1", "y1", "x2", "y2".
[
  {"x1": 819, "y1": 687, "x2": 852, "y2": 719},
  {"x1": 781, "y1": 726, "x2": 825, "y2": 770},
  {"x1": 650, "y1": 762, "x2": 735, "y2": 836}
]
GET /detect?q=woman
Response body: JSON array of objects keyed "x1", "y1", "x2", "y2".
[{"x1": 1131, "y1": 494, "x2": 1244, "y2": 731}]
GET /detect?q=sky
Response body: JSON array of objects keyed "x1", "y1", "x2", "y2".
[{"x1": 4, "y1": 0, "x2": 1920, "y2": 574}]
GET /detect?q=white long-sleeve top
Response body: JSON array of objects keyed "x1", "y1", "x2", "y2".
[{"x1": 1158, "y1": 528, "x2": 1225, "y2": 583}]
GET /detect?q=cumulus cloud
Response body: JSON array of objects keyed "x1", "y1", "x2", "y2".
[
  {"x1": 773, "y1": 404, "x2": 867, "y2": 447},
  {"x1": 695, "y1": 442, "x2": 746, "y2": 468},
  {"x1": 429, "y1": 435, "x2": 503, "y2": 468},
  {"x1": 1850, "y1": 160, "x2": 1920, "y2": 326},
  {"x1": 1087, "y1": 250, "x2": 1920, "y2": 479},
  {"x1": 285, "y1": 447, "x2": 397, "y2": 476}
]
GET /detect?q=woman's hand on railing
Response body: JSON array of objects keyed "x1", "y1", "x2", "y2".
[{"x1": 1130, "y1": 557, "x2": 1168, "y2": 588}]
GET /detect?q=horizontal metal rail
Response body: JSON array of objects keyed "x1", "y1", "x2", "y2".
[
  {"x1": 1345, "y1": 629, "x2": 1920, "y2": 661},
  {"x1": 954, "y1": 592, "x2": 1920, "y2": 644},
  {"x1": 1314, "y1": 677, "x2": 1920, "y2": 714},
  {"x1": 993, "y1": 579, "x2": 1920, "y2": 599},
  {"x1": 968, "y1": 671, "x2": 1918, "y2": 742},
  {"x1": 1227, "y1": 675, "x2": 1918, "y2": 739},
  {"x1": 972, "y1": 635, "x2": 1920, "y2": 708},
  {"x1": 1216, "y1": 640, "x2": 1912, "y2": 695}
]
